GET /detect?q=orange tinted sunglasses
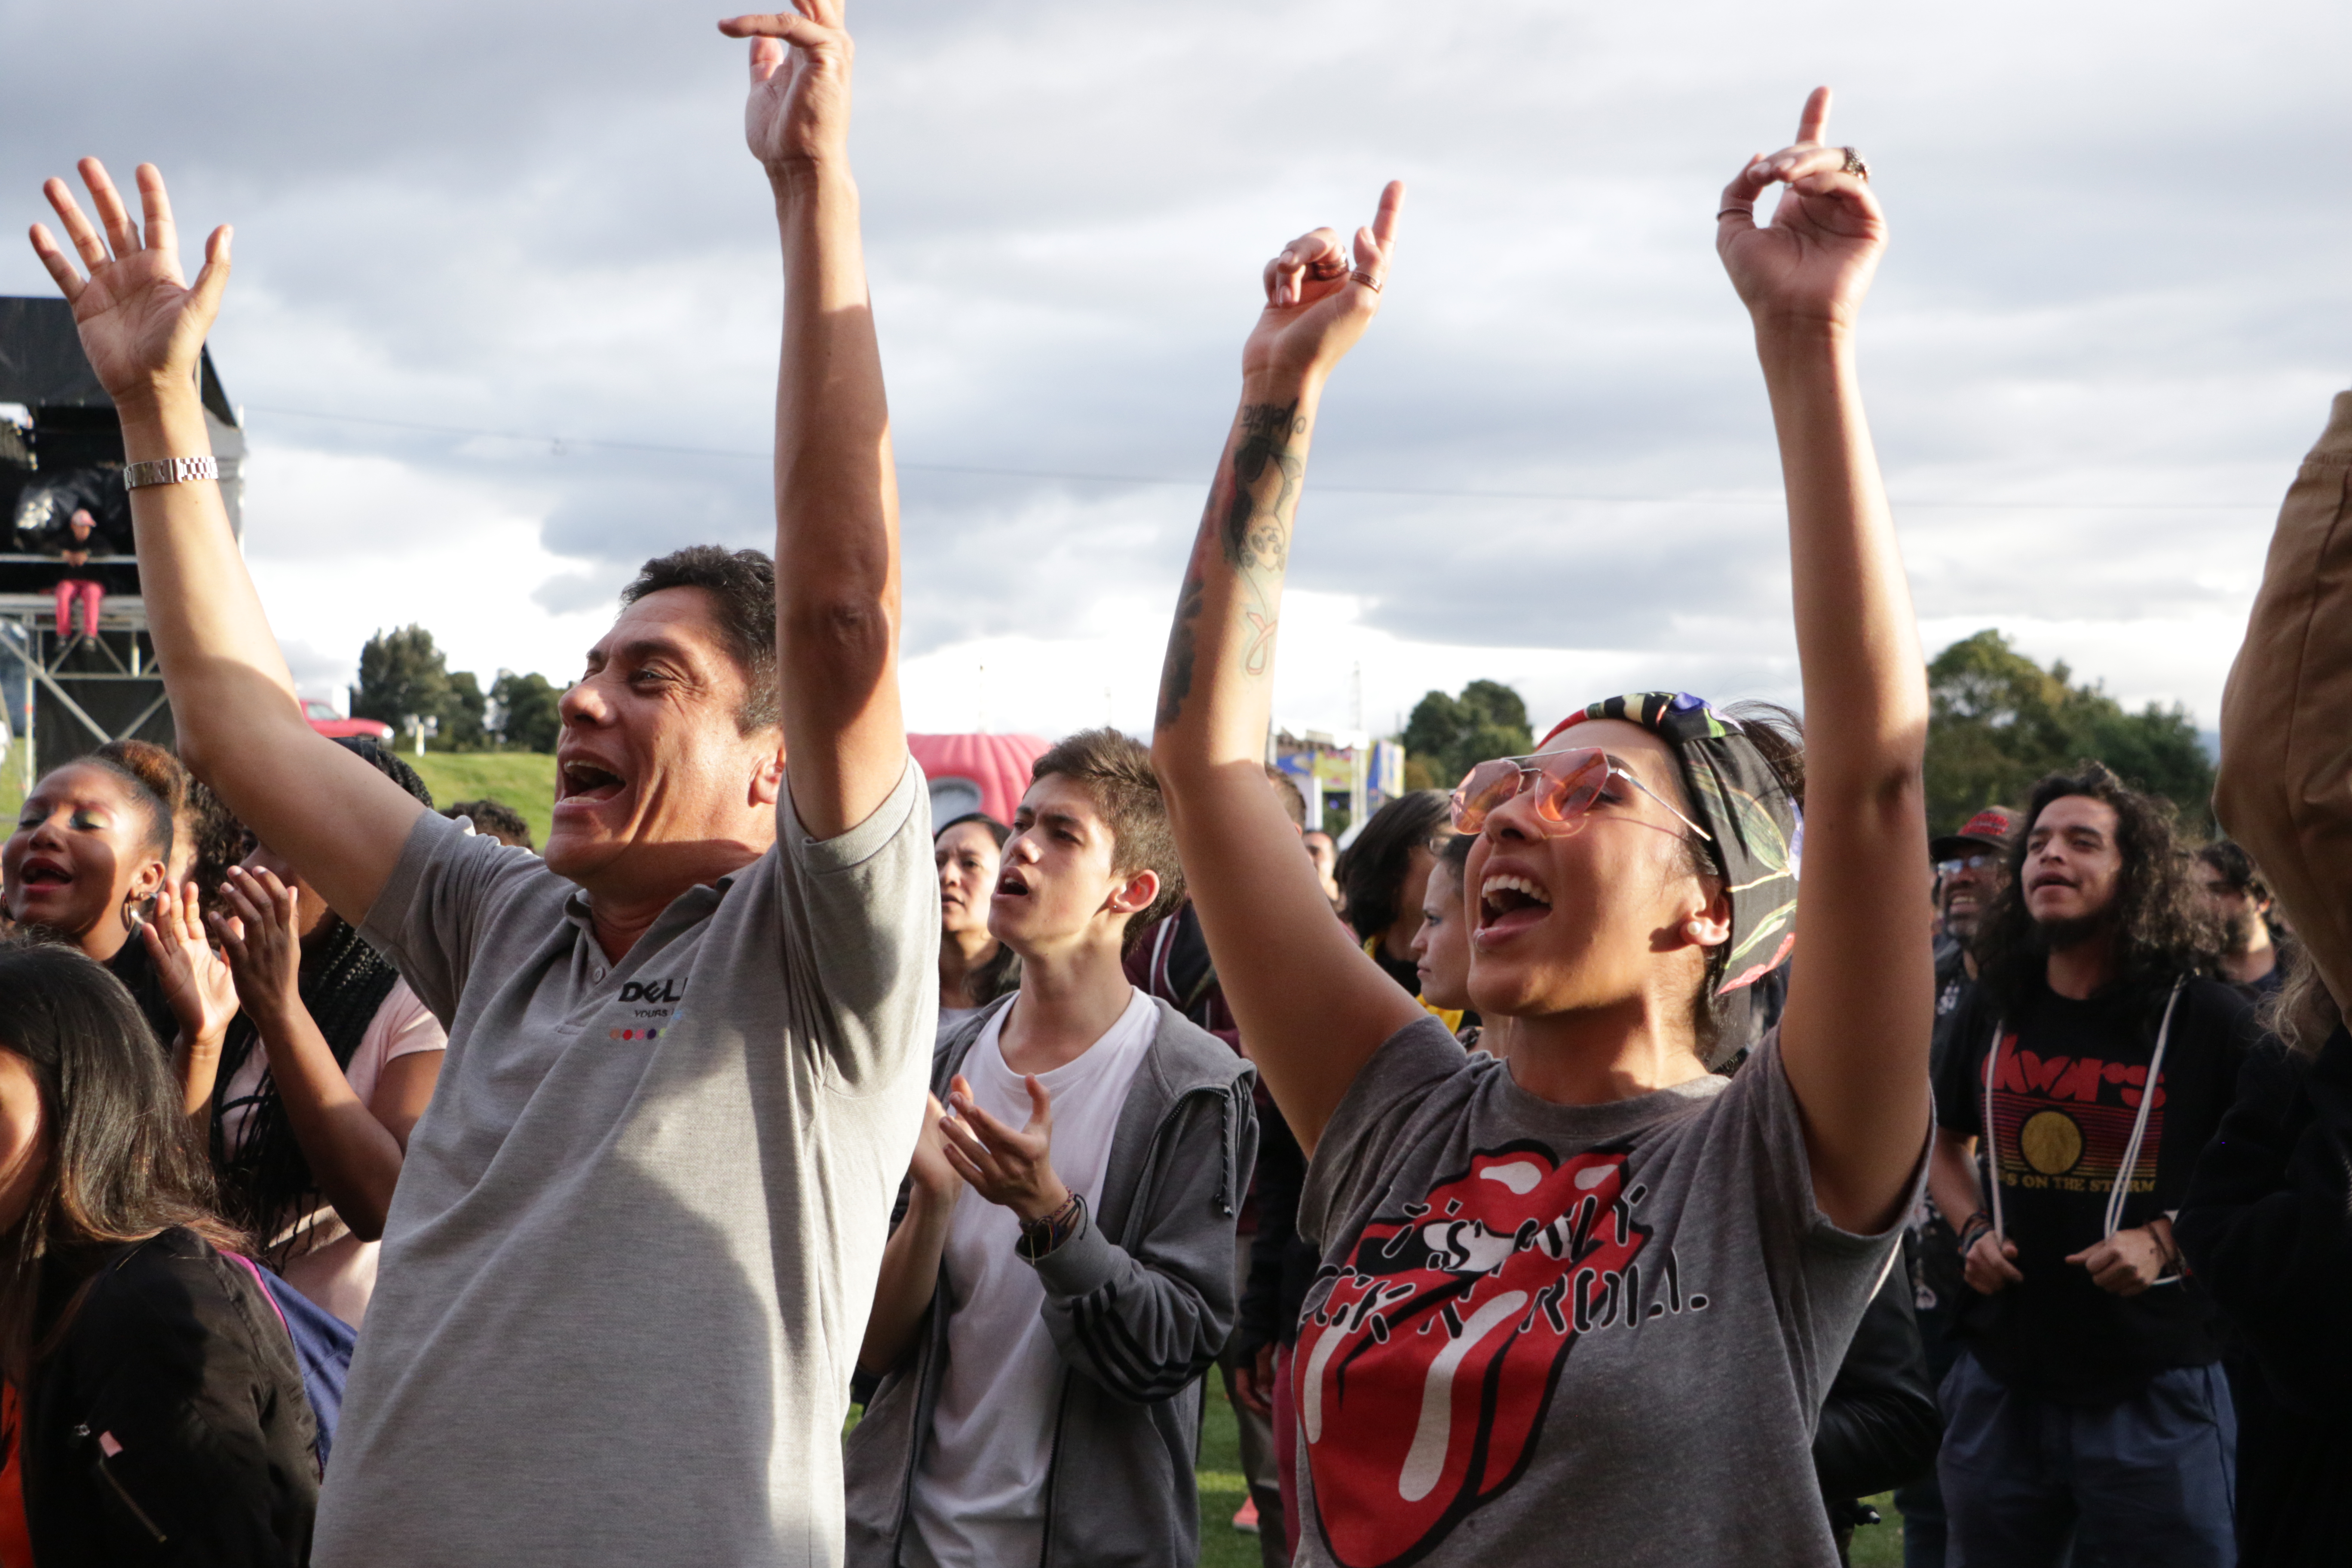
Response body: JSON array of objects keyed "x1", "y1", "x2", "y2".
[{"x1": 1449, "y1": 746, "x2": 1713, "y2": 841}]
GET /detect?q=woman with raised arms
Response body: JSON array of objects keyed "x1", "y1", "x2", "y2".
[{"x1": 1150, "y1": 90, "x2": 1932, "y2": 1568}]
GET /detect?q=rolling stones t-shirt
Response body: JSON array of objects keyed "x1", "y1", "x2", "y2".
[
  {"x1": 1292, "y1": 1016, "x2": 1918, "y2": 1568},
  {"x1": 1935, "y1": 973, "x2": 2256, "y2": 1403}
]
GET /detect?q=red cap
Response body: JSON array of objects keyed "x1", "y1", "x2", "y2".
[{"x1": 1929, "y1": 806, "x2": 2019, "y2": 863}]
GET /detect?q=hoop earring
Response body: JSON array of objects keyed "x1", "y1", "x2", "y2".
[{"x1": 121, "y1": 891, "x2": 153, "y2": 936}]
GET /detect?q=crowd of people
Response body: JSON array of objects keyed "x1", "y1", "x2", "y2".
[{"x1": 0, "y1": 5, "x2": 2346, "y2": 1567}]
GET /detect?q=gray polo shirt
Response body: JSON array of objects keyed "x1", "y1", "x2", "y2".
[{"x1": 313, "y1": 760, "x2": 937, "y2": 1568}]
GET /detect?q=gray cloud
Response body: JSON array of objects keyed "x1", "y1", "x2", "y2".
[{"x1": 3, "y1": 0, "x2": 2346, "y2": 724}]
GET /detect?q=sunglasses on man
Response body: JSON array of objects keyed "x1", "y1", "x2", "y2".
[
  {"x1": 1450, "y1": 747, "x2": 1712, "y2": 842},
  {"x1": 1934, "y1": 852, "x2": 2000, "y2": 878}
]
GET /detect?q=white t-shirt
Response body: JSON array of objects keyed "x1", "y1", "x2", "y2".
[
  {"x1": 217, "y1": 979, "x2": 447, "y2": 1326},
  {"x1": 908, "y1": 987, "x2": 1159, "y2": 1568}
]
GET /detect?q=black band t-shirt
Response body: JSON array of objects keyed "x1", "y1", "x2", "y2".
[{"x1": 1934, "y1": 971, "x2": 2257, "y2": 1403}]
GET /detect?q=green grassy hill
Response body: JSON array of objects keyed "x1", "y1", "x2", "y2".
[
  {"x1": 410, "y1": 751, "x2": 558, "y2": 848},
  {"x1": 1, "y1": 747, "x2": 558, "y2": 853}
]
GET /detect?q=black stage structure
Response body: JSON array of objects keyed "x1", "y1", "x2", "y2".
[{"x1": 0, "y1": 296, "x2": 245, "y2": 787}]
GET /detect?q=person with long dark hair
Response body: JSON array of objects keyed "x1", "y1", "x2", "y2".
[
  {"x1": 1151, "y1": 90, "x2": 1933, "y2": 1566},
  {"x1": 935, "y1": 813, "x2": 1019, "y2": 1039},
  {"x1": 0, "y1": 940, "x2": 315, "y2": 1565},
  {"x1": 1928, "y1": 762, "x2": 2254, "y2": 1565},
  {"x1": 1333, "y1": 790, "x2": 1452, "y2": 1002},
  {"x1": 1411, "y1": 829, "x2": 1487, "y2": 1047},
  {"x1": 190, "y1": 740, "x2": 447, "y2": 1327},
  {"x1": 2175, "y1": 384, "x2": 2352, "y2": 1565}
]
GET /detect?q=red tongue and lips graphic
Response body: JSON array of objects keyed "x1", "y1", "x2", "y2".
[{"x1": 1295, "y1": 1143, "x2": 1656, "y2": 1568}]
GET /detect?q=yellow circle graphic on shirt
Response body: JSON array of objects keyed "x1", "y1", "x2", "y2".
[{"x1": 2019, "y1": 1109, "x2": 2085, "y2": 1176}]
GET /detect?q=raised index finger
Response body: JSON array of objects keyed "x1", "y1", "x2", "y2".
[
  {"x1": 1793, "y1": 86, "x2": 1831, "y2": 148},
  {"x1": 1368, "y1": 180, "x2": 1406, "y2": 251}
]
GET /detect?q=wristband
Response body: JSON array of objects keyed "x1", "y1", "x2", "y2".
[
  {"x1": 1957, "y1": 1212, "x2": 1994, "y2": 1254},
  {"x1": 1016, "y1": 1191, "x2": 1084, "y2": 1262},
  {"x1": 122, "y1": 455, "x2": 218, "y2": 490}
]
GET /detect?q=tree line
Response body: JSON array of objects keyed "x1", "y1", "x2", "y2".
[
  {"x1": 352, "y1": 625, "x2": 562, "y2": 753},
  {"x1": 1396, "y1": 629, "x2": 2217, "y2": 838}
]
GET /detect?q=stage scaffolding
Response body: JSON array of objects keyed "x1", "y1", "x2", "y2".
[{"x1": 0, "y1": 591, "x2": 171, "y2": 792}]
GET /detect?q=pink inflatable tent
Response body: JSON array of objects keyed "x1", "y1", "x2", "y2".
[{"x1": 908, "y1": 732, "x2": 1051, "y2": 830}]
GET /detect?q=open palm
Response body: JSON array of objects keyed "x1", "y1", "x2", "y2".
[
  {"x1": 723, "y1": 3, "x2": 853, "y2": 174},
  {"x1": 144, "y1": 880, "x2": 239, "y2": 1048},
  {"x1": 29, "y1": 160, "x2": 229, "y2": 403},
  {"x1": 1716, "y1": 89, "x2": 1885, "y2": 330}
]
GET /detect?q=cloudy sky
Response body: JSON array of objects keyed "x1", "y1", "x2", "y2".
[{"x1": 4, "y1": 0, "x2": 2346, "y2": 745}]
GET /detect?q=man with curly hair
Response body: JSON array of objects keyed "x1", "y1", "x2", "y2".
[{"x1": 1928, "y1": 763, "x2": 2261, "y2": 1566}]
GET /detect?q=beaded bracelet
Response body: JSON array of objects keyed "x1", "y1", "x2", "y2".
[{"x1": 1017, "y1": 1191, "x2": 1085, "y2": 1262}]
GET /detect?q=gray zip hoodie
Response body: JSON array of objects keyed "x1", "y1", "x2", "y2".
[{"x1": 844, "y1": 992, "x2": 1259, "y2": 1568}]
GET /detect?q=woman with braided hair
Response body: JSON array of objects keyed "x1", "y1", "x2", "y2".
[{"x1": 193, "y1": 738, "x2": 447, "y2": 1326}]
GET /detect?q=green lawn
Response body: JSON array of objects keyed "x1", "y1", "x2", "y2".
[
  {"x1": 408, "y1": 751, "x2": 558, "y2": 848},
  {"x1": 1193, "y1": 1375, "x2": 1908, "y2": 1567},
  {"x1": 0, "y1": 743, "x2": 557, "y2": 853},
  {"x1": 1196, "y1": 1374, "x2": 1259, "y2": 1568}
]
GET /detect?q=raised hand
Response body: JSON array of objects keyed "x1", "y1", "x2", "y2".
[
  {"x1": 720, "y1": 2, "x2": 853, "y2": 177},
  {"x1": 1716, "y1": 88, "x2": 1884, "y2": 331},
  {"x1": 939, "y1": 1072, "x2": 1070, "y2": 1224},
  {"x1": 1243, "y1": 182, "x2": 1406, "y2": 389},
  {"x1": 28, "y1": 160, "x2": 231, "y2": 408},
  {"x1": 211, "y1": 864, "x2": 306, "y2": 1033}
]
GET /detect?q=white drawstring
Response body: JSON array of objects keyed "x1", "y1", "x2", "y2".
[{"x1": 1981, "y1": 977, "x2": 2186, "y2": 1284}]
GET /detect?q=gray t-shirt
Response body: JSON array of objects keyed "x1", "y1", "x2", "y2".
[
  {"x1": 1293, "y1": 1017, "x2": 1911, "y2": 1568},
  {"x1": 313, "y1": 761, "x2": 937, "y2": 1568}
]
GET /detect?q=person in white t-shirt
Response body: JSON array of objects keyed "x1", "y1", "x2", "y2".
[
  {"x1": 846, "y1": 727, "x2": 1260, "y2": 1568},
  {"x1": 190, "y1": 738, "x2": 447, "y2": 1327}
]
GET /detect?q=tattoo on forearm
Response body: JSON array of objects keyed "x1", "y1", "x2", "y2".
[
  {"x1": 1156, "y1": 400, "x2": 1309, "y2": 729},
  {"x1": 1223, "y1": 401, "x2": 1301, "y2": 572},
  {"x1": 1156, "y1": 569, "x2": 1205, "y2": 730}
]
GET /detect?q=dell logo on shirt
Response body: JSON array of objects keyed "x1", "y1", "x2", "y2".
[{"x1": 619, "y1": 978, "x2": 687, "y2": 1004}]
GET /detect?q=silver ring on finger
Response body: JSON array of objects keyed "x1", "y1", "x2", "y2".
[
  {"x1": 1841, "y1": 146, "x2": 1869, "y2": 180},
  {"x1": 1350, "y1": 269, "x2": 1383, "y2": 292}
]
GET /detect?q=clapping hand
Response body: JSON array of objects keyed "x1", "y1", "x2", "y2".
[
  {"x1": 939, "y1": 1072, "x2": 1071, "y2": 1225},
  {"x1": 28, "y1": 160, "x2": 230, "y2": 409},
  {"x1": 1243, "y1": 182, "x2": 1406, "y2": 390},
  {"x1": 211, "y1": 865, "x2": 306, "y2": 1034},
  {"x1": 906, "y1": 1093, "x2": 964, "y2": 1208},
  {"x1": 1716, "y1": 87, "x2": 1885, "y2": 332},
  {"x1": 143, "y1": 880, "x2": 238, "y2": 1115},
  {"x1": 721, "y1": 0, "x2": 854, "y2": 178}
]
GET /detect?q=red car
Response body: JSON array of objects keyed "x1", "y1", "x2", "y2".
[{"x1": 303, "y1": 699, "x2": 394, "y2": 741}]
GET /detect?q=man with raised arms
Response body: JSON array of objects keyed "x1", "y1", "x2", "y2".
[{"x1": 29, "y1": 4, "x2": 935, "y2": 1563}]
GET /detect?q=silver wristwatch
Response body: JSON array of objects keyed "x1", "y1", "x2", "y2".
[{"x1": 122, "y1": 455, "x2": 219, "y2": 490}]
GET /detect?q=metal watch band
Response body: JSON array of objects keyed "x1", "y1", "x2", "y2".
[{"x1": 122, "y1": 455, "x2": 219, "y2": 490}]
